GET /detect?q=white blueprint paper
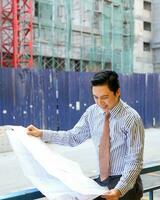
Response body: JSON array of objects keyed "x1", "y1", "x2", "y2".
[{"x1": 6, "y1": 126, "x2": 108, "y2": 200}]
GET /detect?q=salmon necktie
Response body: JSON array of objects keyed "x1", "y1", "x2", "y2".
[{"x1": 99, "y1": 113, "x2": 110, "y2": 181}]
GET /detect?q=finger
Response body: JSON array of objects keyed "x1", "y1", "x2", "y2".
[
  {"x1": 101, "y1": 192, "x2": 110, "y2": 197},
  {"x1": 26, "y1": 127, "x2": 36, "y2": 135},
  {"x1": 101, "y1": 195, "x2": 109, "y2": 199},
  {"x1": 27, "y1": 131, "x2": 37, "y2": 137},
  {"x1": 26, "y1": 125, "x2": 32, "y2": 129},
  {"x1": 27, "y1": 124, "x2": 36, "y2": 131},
  {"x1": 101, "y1": 193, "x2": 112, "y2": 200},
  {"x1": 27, "y1": 131, "x2": 32, "y2": 135}
]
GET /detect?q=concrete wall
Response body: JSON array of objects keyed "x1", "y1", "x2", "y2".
[
  {"x1": 152, "y1": 0, "x2": 160, "y2": 71},
  {"x1": 134, "y1": 0, "x2": 153, "y2": 73}
]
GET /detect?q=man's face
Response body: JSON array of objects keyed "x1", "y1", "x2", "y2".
[{"x1": 92, "y1": 85, "x2": 120, "y2": 112}]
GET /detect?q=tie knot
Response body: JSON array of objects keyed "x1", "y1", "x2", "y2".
[{"x1": 105, "y1": 112, "x2": 110, "y2": 120}]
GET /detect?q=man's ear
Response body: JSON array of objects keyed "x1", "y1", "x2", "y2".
[{"x1": 116, "y1": 88, "x2": 120, "y2": 97}]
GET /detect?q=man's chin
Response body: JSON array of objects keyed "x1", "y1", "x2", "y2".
[{"x1": 100, "y1": 107, "x2": 109, "y2": 112}]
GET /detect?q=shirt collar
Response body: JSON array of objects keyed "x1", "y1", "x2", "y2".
[
  {"x1": 109, "y1": 99, "x2": 123, "y2": 118},
  {"x1": 96, "y1": 99, "x2": 123, "y2": 117}
]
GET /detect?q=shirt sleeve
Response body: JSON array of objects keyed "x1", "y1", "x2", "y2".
[
  {"x1": 115, "y1": 116, "x2": 145, "y2": 196},
  {"x1": 41, "y1": 108, "x2": 91, "y2": 146}
]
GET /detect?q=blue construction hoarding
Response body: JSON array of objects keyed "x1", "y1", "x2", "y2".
[{"x1": 0, "y1": 68, "x2": 160, "y2": 129}]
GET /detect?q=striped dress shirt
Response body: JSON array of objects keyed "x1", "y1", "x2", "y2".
[{"x1": 42, "y1": 99, "x2": 144, "y2": 196}]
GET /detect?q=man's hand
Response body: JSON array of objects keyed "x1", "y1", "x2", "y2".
[
  {"x1": 26, "y1": 124, "x2": 43, "y2": 138},
  {"x1": 101, "y1": 188, "x2": 121, "y2": 200}
]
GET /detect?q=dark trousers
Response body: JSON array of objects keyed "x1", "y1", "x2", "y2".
[{"x1": 94, "y1": 175, "x2": 143, "y2": 200}]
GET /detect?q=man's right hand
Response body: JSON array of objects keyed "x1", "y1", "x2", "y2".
[{"x1": 26, "y1": 125, "x2": 43, "y2": 138}]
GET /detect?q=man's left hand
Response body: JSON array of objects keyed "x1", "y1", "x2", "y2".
[{"x1": 101, "y1": 188, "x2": 121, "y2": 200}]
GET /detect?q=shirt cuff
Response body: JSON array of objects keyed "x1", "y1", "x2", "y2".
[
  {"x1": 114, "y1": 185, "x2": 128, "y2": 197},
  {"x1": 41, "y1": 130, "x2": 56, "y2": 142}
]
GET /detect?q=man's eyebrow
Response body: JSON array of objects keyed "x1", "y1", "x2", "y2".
[{"x1": 93, "y1": 94, "x2": 109, "y2": 97}]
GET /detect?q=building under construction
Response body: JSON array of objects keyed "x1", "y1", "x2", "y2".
[
  {"x1": 0, "y1": 0, "x2": 135, "y2": 73},
  {"x1": 152, "y1": 0, "x2": 160, "y2": 72}
]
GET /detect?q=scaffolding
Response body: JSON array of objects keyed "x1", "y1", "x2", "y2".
[
  {"x1": 0, "y1": 0, "x2": 33, "y2": 68},
  {"x1": 0, "y1": 0, "x2": 134, "y2": 73}
]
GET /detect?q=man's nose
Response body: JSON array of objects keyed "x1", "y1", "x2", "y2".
[{"x1": 97, "y1": 98, "x2": 104, "y2": 106}]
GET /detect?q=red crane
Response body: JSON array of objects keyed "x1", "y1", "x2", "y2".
[{"x1": 0, "y1": 0, "x2": 33, "y2": 68}]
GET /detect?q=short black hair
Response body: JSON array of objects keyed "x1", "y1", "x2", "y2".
[{"x1": 91, "y1": 70, "x2": 120, "y2": 94}]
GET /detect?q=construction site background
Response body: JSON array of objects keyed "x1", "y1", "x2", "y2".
[
  {"x1": 0, "y1": 0, "x2": 134, "y2": 73},
  {"x1": 32, "y1": 0, "x2": 134, "y2": 72}
]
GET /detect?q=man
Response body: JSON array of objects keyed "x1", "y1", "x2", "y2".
[{"x1": 27, "y1": 71, "x2": 144, "y2": 200}]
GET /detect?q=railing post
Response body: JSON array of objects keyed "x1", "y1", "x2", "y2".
[{"x1": 149, "y1": 191, "x2": 153, "y2": 200}]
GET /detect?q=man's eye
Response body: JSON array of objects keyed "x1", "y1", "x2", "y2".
[{"x1": 102, "y1": 97, "x2": 108, "y2": 100}]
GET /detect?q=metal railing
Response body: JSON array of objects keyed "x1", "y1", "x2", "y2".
[
  {"x1": 141, "y1": 163, "x2": 160, "y2": 200},
  {"x1": 0, "y1": 164, "x2": 160, "y2": 200}
]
